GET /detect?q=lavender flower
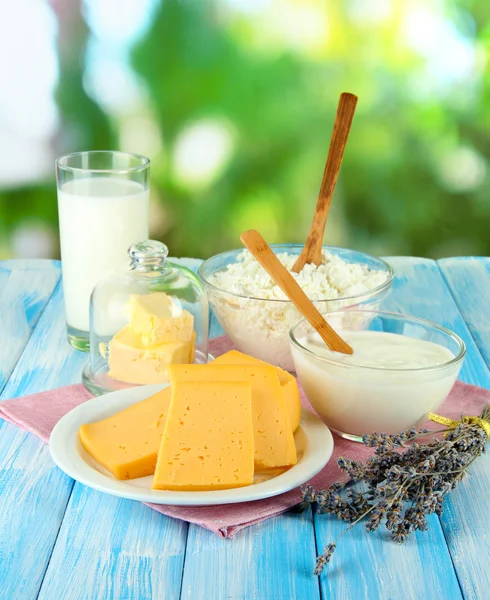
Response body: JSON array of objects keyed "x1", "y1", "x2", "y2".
[
  {"x1": 314, "y1": 544, "x2": 336, "y2": 576},
  {"x1": 300, "y1": 404, "x2": 490, "y2": 575}
]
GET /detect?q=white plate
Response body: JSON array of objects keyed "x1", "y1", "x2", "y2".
[{"x1": 49, "y1": 384, "x2": 334, "y2": 506}]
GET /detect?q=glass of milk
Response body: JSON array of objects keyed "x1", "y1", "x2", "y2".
[
  {"x1": 56, "y1": 151, "x2": 150, "y2": 351},
  {"x1": 290, "y1": 310, "x2": 466, "y2": 441}
]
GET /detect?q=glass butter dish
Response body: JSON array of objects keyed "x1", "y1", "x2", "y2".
[{"x1": 82, "y1": 240, "x2": 209, "y2": 395}]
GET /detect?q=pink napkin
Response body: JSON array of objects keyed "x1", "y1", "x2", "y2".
[{"x1": 1, "y1": 336, "x2": 489, "y2": 538}]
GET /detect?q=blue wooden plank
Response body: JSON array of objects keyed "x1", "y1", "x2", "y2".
[
  {"x1": 434, "y1": 257, "x2": 490, "y2": 600},
  {"x1": 317, "y1": 512, "x2": 462, "y2": 600},
  {"x1": 0, "y1": 286, "x2": 86, "y2": 599},
  {"x1": 0, "y1": 258, "x2": 60, "y2": 271},
  {"x1": 0, "y1": 260, "x2": 60, "y2": 392},
  {"x1": 314, "y1": 257, "x2": 482, "y2": 600},
  {"x1": 384, "y1": 257, "x2": 490, "y2": 389},
  {"x1": 387, "y1": 257, "x2": 490, "y2": 600},
  {"x1": 0, "y1": 283, "x2": 86, "y2": 600},
  {"x1": 181, "y1": 508, "x2": 320, "y2": 600},
  {"x1": 37, "y1": 488, "x2": 187, "y2": 600},
  {"x1": 438, "y1": 257, "x2": 490, "y2": 369}
]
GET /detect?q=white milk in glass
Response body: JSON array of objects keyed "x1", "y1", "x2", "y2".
[{"x1": 58, "y1": 177, "x2": 149, "y2": 333}]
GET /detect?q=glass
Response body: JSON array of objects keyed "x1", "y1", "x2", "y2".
[
  {"x1": 82, "y1": 240, "x2": 209, "y2": 395},
  {"x1": 56, "y1": 151, "x2": 150, "y2": 351},
  {"x1": 198, "y1": 244, "x2": 393, "y2": 371},
  {"x1": 290, "y1": 310, "x2": 466, "y2": 442}
]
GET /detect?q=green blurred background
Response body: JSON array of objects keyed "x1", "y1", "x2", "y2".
[{"x1": 1, "y1": 0, "x2": 489, "y2": 261}]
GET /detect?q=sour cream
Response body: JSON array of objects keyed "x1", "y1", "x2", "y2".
[
  {"x1": 291, "y1": 331, "x2": 461, "y2": 439},
  {"x1": 301, "y1": 331, "x2": 455, "y2": 369}
]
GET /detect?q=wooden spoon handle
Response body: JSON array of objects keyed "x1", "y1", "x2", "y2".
[
  {"x1": 241, "y1": 230, "x2": 353, "y2": 355},
  {"x1": 292, "y1": 92, "x2": 358, "y2": 273}
]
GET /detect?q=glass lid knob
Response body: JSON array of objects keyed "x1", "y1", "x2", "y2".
[{"x1": 129, "y1": 240, "x2": 169, "y2": 270}]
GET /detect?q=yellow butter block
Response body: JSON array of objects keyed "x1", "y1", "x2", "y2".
[
  {"x1": 108, "y1": 326, "x2": 195, "y2": 385},
  {"x1": 152, "y1": 381, "x2": 254, "y2": 491},
  {"x1": 212, "y1": 350, "x2": 301, "y2": 432},
  {"x1": 127, "y1": 292, "x2": 194, "y2": 345},
  {"x1": 169, "y1": 364, "x2": 297, "y2": 469},
  {"x1": 79, "y1": 388, "x2": 171, "y2": 480}
]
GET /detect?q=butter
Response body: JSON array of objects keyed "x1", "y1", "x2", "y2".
[
  {"x1": 79, "y1": 388, "x2": 171, "y2": 480},
  {"x1": 152, "y1": 380, "x2": 254, "y2": 491},
  {"x1": 169, "y1": 363, "x2": 297, "y2": 469},
  {"x1": 106, "y1": 291, "x2": 196, "y2": 385},
  {"x1": 108, "y1": 327, "x2": 195, "y2": 385},
  {"x1": 127, "y1": 292, "x2": 194, "y2": 345},
  {"x1": 212, "y1": 350, "x2": 302, "y2": 432}
]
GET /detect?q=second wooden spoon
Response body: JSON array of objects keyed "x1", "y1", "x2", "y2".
[
  {"x1": 241, "y1": 229, "x2": 353, "y2": 355},
  {"x1": 292, "y1": 92, "x2": 358, "y2": 273}
]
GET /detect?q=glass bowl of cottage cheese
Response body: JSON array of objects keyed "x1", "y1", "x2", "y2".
[{"x1": 198, "y1": 244, "x2": 393, "y2": 370}]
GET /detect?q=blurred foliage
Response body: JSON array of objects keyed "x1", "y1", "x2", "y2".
[{"x1": 1, "y1": 0, "x2": 490, "y2": 260}]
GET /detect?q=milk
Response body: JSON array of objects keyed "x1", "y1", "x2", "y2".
[
  {"x1": 58, "y1": 177, "x2": 149, "y2": 333},
  {"x1": 292, "y1": 331, "x2": 461, "y2": 436}
]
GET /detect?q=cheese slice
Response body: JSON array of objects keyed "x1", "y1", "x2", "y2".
[
  {"x1": 127, "y1": 292, "x2": 194, "y2": 345},
  {"x1": 152, "y1": 381, "x2": 254, "y2": 491},
  {"x1": 212, "y1": 350, "x2": 301, "y2": 432},
  {"x1": 108, "y1": 327, "x2": 195, "y2": 385},
  {"x1": 169, "y1": 364, "x2": 297, "y2": 469},
  {"x1": 79, "y1": 388, "x2": 171, "y2": 480}
]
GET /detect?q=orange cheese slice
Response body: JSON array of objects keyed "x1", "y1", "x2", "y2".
[
  {"x1": 212, "y1": 350, "x2": 301, "y2": 432},
  {"x1": 152, "y1": 380, "x2": 254, "y2": 491},
  {"x1": 169, "y1": 363, "x2": 297, "y2": 469},
  {"x1": 79, "y1": 388, "x2": 171, "y2": 480}
]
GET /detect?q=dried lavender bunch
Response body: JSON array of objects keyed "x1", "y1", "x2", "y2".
[{"x1": 301, "y1": 405, "x2": 490, "y2": 576}]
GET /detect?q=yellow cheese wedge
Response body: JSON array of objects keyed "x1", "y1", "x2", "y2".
[
  {"x1": 153, "y1": 381, "x2": 254, "y2": 491},
  {"x1": 212, "y1": 350, "x2": 301, "y2": 432},
  {"x1": 107, "y1": 327, "x2": 195, "y2": 385},
  {"x1": 169, "y1": 364, "x2": 297, "y2": 469},
  {"x1": 79, "y1": 388, "x2": 171, "y2": 480},
  {"x1": 127, "y1": 292, "x2": 194, "y2": 345}
]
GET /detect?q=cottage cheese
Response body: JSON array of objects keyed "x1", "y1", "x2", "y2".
[{"x1": 208, "y1": 250, "x2": 390, "y2": 371}]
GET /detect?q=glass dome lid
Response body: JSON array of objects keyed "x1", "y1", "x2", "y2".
[{"x1": 82, "y1": 240, "x2": 209, "y2": 395}]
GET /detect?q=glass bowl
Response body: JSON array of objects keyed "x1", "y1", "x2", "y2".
[
  {"x1": 290, "y1": 310, "x2": 466, "y2": 442},
  {"x1": 198, "y1": 244, "x2": 393, "y2": 371}
]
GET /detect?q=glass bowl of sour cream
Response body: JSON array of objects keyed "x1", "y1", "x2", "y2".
[
  {"x1": 290, "y1": 310, "x2": 466, "y2": 442},
  {"x1": 198, "y1": 245, "x2": 393, "y2": 371}
]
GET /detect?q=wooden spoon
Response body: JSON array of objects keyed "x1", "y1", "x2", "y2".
[
  {"x1": 240, "y1": 229, "x2": 353, "y2": 355},
  {"x1": 292, "y1": 92, "x2": 358, "y2": 273}
]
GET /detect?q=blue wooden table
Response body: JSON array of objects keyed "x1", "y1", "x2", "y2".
[{"x1": 0, "y1": 256, "x2": 489, "y2": 600}]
